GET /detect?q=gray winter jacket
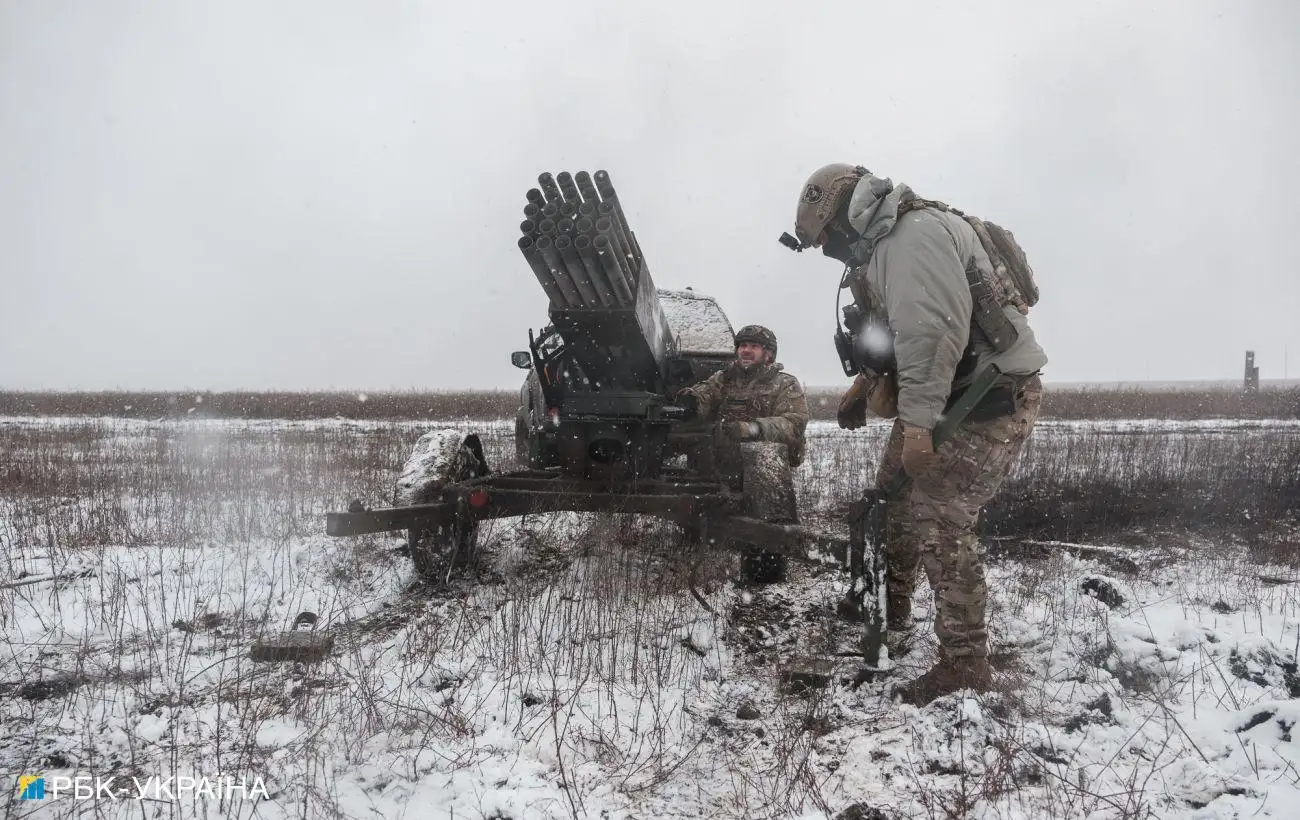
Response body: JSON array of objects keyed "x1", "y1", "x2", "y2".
[{"x1": 844, "y1": 173, "x2": 1048, "y2": 430}]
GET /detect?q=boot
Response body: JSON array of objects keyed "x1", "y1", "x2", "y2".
[
  {"x1": 886, "y1": 593, "x2": 912, "y2": 632},
  {"x1": 886, "y1": 626, "x2": 915, "y2": 660},
  {"x1": 739, "y1": 548, "x2": 788, "y2": 585},
  {"x1": 895, "y1": 655, "x2": 993, "y2": 705},
  {"x1": 880, "y1": 593, "x2": 914, "y2": 657}
]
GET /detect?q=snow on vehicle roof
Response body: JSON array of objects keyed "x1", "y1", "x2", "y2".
[{"x1": 657, "y1": 288, "x2": 735, "y2": 357}]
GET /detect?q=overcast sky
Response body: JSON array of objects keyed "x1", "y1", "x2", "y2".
[{"x1": 2, "y1": 0, "x2": 1297, "y2": 390}]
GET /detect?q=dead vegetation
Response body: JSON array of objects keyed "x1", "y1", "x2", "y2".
[
  {"x1": 4, "y1": 383, "x2": 1299, "y2": 422},
  {"x1": 1, "y1": 411, "x2": 1298, "y2": 818}
]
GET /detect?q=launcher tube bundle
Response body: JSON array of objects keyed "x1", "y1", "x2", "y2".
[{"x1": 516, "y1": 170, "x2": 672, "y2": 393}]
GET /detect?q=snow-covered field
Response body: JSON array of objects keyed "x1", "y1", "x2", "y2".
[{"x1": 2, "y1": 416, "x2": 1298, "y2": 819}]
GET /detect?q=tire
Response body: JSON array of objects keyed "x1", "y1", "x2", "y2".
[
  {"x1": 739, "y1": 548, "x2": 789, "y2": 585},
  {"x1": 394, "y1": 429, "x2": 490, "y2": 581},
  {"x1": 514, "y1": 413, "x2": 530, "y2": 467},
  {"x1": 409, "y1": 514, "x2": 477, "y2": 581}
]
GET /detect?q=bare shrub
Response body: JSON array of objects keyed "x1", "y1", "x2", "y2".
[
  {"x1": 985, "y1": 426, "x2": 1300, "y2": 544},
  {"x1": 4, "y1": 408, "x2": 1299, "y2": 817},
  {"x1": 805, "y1": 384, "x2": 1300, "y2": 422},
  {"x1": 0, "y1": 389, "x2": 519, "y2": 421},
  {"x1": 7, "y1": 383, "x2": 1298, "y2": 423}
]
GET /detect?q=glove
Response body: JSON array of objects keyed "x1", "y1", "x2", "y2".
[
  {"x1": 838, "y1": 371, "x2": 899, "y2": 429},
  {"x1": 674, "y1": 390, "x2": 699, "y2": 420},
  {"x1": 723, "y1": 420, "x2": 760, "y2": 441},
  {"x1": 837, "y1": 375, "x2": 869, "y2": 430},
  {"x1": 867, "y1": 372, "x2": 899, "y2": 419},
  {"x1": 900, "y1": 423, "x2": 936, "y2": 479}
]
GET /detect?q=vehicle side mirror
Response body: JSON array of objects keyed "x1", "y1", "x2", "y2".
[{"x1": 510, "y1": 351, "x2": 532, "y2": 369}]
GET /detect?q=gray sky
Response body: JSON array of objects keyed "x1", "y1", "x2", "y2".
[{"x1": 2, "y1": 0, "x2": 1297, "y2": 390}]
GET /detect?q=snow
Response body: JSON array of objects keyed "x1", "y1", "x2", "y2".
[
  {"x1": 1, "y1": 415, "x2": 1298, "y2": 818},
  {"x1": 0, "y1": 415, "x2": 516, "y2": 434},
  {"x1": 803, "y1": 418, "x2": 1300, "y2": 436},
  {"x1": 657, "y1": 288, "x2": 736, "y2": 356},
  {"x1": 394, "y1": 428, "x2": 475, "y2": 506},
  {"x1": 813, "y1": 546, "x2": 1300, "y2": 818}
]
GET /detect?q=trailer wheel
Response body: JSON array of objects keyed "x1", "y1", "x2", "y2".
[
  {"x1": 410, "y1": 510, "x2": 477, "y2": 580},
  {"x1": 514, "y1": 412, "x2": 530, "y2": 467},
  {"x1": 394, "y1": 429, "x2": 490, "y2": 581}
]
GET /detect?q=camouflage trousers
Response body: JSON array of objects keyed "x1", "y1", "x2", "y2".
[{"x1": 876, "y1": 375, "x2": 1043, "y2": 658}]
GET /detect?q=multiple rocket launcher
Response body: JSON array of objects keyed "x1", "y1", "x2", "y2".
[
  {"x1": 516, "y1": 170, "x2": 647, "y2": 311},
  {"x1": 514, "y1": 170, "x2": 677, "y2": 397}
]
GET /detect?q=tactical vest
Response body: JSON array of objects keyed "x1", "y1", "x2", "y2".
[
  {"x1": 899, "y1": 196, "x2": 1038, "y2": 313},
  {"x1": 718, "y1": 364, "x2": 806, "y2": 467},
  {"x1": 841, "y1": 197, "x2": 1039, "y2": 379}
]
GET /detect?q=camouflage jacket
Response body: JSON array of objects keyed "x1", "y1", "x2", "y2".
[{"x1": 682, "y1": 361, "x2": 809, "y2": 466}]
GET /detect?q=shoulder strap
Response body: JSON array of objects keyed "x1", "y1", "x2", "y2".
[
  {"x1": 897, "y1": 196, "x2": 1021, "y2": 354},
  {"x1": 899, "y1": 196, "x2": 964, "y2": 217},
  {"x1": 898, "y1": 196, "x2": 1030, "y2": 315}
]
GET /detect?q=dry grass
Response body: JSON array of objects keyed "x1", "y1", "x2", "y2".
[
  {"x1": 4, "y1": 384, "x2": 1299, "y2": 422},
  {"x1": 808, "y1": 384, "x2": 1300, "y2": 421},
  {"x1": 987, "y1": 426, "x2": 1300, "y2": 544},
  {"x1": 795, "y1": 421, "x2": 1300, "y2": 555},
  {"x1": 0, "y1": 390, "x2": 518, "y2": 421},
  {"x1": 2, "y1": 414, "x2": 1298, "y2": 818},
  {"x1": 0, "y1": 417, "x2": 729, "y2": 817},
  {"x1": 6, "y1": 418, "x2": 1297, "y2": 555}
]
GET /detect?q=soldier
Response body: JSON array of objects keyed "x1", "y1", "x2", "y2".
[
  {"x1": 791, "y1": 163, "x2": 1048, "y2": 704},
  {"x1": 678, "y1": 324, "x2": 810, "y2": 584}
]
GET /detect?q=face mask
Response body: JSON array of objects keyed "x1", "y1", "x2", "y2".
[{"x1": 821, "y1": 228, "x2": 857, "y2": 263}]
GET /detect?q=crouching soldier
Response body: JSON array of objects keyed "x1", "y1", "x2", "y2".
[{"x1": 677, "y1": 324, "x2": 810, "y2": 583}]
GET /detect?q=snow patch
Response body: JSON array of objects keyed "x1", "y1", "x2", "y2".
[
  {"x1": 394, "y1": 428, "x2": 474, "y2": 506},
  {"x1": 658, "y1": 288, "x2": 735, "y2": 356}
]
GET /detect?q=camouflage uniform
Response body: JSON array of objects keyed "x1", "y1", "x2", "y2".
[
  {"x1": 876, "y1": 374, "x2": 1043, "y2": 658},
  {"x1": 681, "y1": 328, "x2": 809, "y2": 584},
  {"x1": 682, "y1": 359, "x2": 809, "y2": 484},
  {"x1": 793, "y1": 164, "x2": 1048, "y2": 697}
]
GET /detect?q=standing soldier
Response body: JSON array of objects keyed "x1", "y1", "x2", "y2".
[
  {"x1": 788, "y1": 163, "x2": 1048, "y2": 704},
  {"x1": 678, "y1": 324, "x2": 809, "y2": 584}
]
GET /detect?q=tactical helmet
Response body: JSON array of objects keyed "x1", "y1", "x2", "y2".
[
  {"x1": 734, "y1": 324, "x2": 778, "y2": 358},
  {"x1": 794, "y1": 163, "x2": 866, "y2": 247}
]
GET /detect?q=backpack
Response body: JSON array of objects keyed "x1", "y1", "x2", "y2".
[{"x1": 899, "y1": 197, "x2": 1040, "y2": 315}]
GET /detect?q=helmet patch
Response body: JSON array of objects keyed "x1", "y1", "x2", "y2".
[{"x1": 802, "y1": 184, "x2": 824, "y2": 204}]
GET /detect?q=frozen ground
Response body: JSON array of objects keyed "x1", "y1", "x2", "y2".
[{"x1": 1, "y1": 416, "x2": 1298, "y2": 818}]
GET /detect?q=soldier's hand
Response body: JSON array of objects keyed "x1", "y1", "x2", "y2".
[
  {"x1": 724, "y1": 421, "x2": 760, "y2": 441},
  {"x1": 868, "y1": 373, "x2": 899, "y2": 419},
  {"x1": 900, "y1": 423, "x2": 936, "y2": 479},
  {"x1": 837, "y1": 375, "x2": 869, "y2": 430},
  {"x1": 674, "y1": 391, "x2": 699, "y2": 420}
]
